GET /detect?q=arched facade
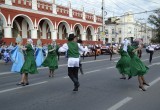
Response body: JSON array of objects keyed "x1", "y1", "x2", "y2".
[
  {"x1": 57, "y1": 21, "x2": 71, "y2": 40},
  {"x1": 37, "y1": 18, "x2": 54, "y2": 39},
  {"x1": 73, "y1": 23, "x2": 84, "y2": 39},
  {"x1": 86, "y1": 25, "x2": 95, "y2": 41},
  {"x1": 0, "y1": 2, "x2": 102, "y2": 44}
]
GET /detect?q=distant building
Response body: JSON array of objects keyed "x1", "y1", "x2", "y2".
[{"x1": 104, "y1": 11, "x2": 153, "y2": 44}]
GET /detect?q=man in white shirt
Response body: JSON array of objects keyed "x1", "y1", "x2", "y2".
[
  {"x1": 147, "y1": 43, "x2": 155, "y2": 64},
  {"x1": 58, "y1": 34, "x2": 86, "y2": 91}
]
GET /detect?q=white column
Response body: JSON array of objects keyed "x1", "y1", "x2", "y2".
[
  {"x1": 94, "y1": 15, "x2": 96, "y2": 22},
  {"x1": 52, "y1": 4, "x2": 57, "y2": 14},
  {"x1": 32, "y1": 0, "x2": 37, "y2": 10},
  {"x1": 31, "y1": 29, "x2": 37, "y2": 39},
  {"x1": 92, "y1": 34, "x2": 97, "y2": 41},
  {"x1": 4, "y1": 26, "x2": 12, "y2": 38},
  {"x1": 5, "y1": 0, "x2": 12, "y2": 5},
  {"x1": 69, "y1": 9, "x2": 73, "y2": 17},
  {"x1": 83, "y1": 12, "x2": 86, "y2": 20},
  {"x1": 51, "y1": 30, "x2": 57, "y2": 40},
  {"x1": 81, "y1": 33, "x2": 86, "y2": 40}
]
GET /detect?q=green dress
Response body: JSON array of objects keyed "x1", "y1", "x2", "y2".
[
  {"x1": 128, "y1": 45, "x2": 149, "y2": 76},
  {"x1": 42, "y1": 45, "x2": 58, "y2": 70},
  {"x1": 116, "y1": 48, "x2": 131, "y2": 76},
  {"x1": 21, "y1": 44, "x2": 38, "y2": 74}
]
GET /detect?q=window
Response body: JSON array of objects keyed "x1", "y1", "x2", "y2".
[{"x1": 105, "y1": 29, "x2": 108, "y2": 34}]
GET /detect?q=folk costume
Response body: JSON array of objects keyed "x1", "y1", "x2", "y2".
[
  {"x1": 35, "y1": 39, "x2": 45, "y2": 67},
  {"x1": 11, "y1": 35, "x2": 24, "y2": 72},
  {"x1": 42, "y1": 44, "x2": 58, "y2": 77},
  {"x1": 59, "y1": 34, "x2": 85, "y2": 91},
  {"x1": 116, "y1": 39, "x2": 131, "y2": 79}
]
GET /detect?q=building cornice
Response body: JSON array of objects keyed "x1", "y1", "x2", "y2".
[{"x1": 0, "y1": 4, "x2": 102, "y2": 26}]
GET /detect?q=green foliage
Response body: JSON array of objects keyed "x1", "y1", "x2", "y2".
[{"x1": 148, "y1": 9, "x2": 160, "y2": 43}]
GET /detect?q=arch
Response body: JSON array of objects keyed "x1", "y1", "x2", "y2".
[
  {"x1": 0, "y1": 12, "x2": 7, "y2": 27},
  {"x1": 57, "y1": 20, "x2": 71, "y2": 39},
  {"x1": 57, "y1": 20, "x2": 71, "y2": 33},
  {"x1": 11, "y1": 14, "x2": 34, "y2": 30},
  {"x1": 14, "y1": 20, "x2": 21, "y2": 31},
  {"x1": 86, "y1": 25, "x2": 95, "y2": 41},
  {"x1": 86, "y1": 25, "x2": 95, "y2": 35},
  {"x1": 73, "y1": 23, "x2": 84, "y2": 34},
  {"x1": 37, "y1": 17, "x2": 54, "y2": 31}
]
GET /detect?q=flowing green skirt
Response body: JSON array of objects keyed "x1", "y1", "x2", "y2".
[
  {"x1": 130, "y1": 55, "x2": 149, "y2": 76},
  {"x1": 42, "y1": 55, "x2": 58, "y2": 70},
  {"x1": 21, "y1": 55, "x2": 38, "y2": 74},
  {"x1": 116, "y1": 54, "x2": 131, "y2": 76}
]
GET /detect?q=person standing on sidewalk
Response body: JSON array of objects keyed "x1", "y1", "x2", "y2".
[{"x1": 58, "y1": 34, "x2": 85, "y2": 91}]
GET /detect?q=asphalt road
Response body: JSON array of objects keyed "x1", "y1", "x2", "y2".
[{"x1": 0, "y1": 50, "x2": 160, "y2": 110}]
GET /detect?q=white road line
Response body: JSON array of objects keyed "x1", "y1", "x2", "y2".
[
  {"x1": 1, "y1": 56, "x2": 160, "y2": 76},
  {"x1": 85, "y1": 70, "x2": 100, "y2": 74},
  {"x1": 107, "y1": 97, "x2": 133, "y2": 110},
  {"x1": 63, "y1": 70, "x2": 101, "y2": 78},
  {"x1": 146, "y1": 77, "x2": 160, "y2": 89},
  {"x1": 0, "y1": 81, "x2": 48, "y2": 94}
]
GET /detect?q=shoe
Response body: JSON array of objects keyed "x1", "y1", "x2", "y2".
[
  {"x1": 73, "y1": 87, "x2": 78, "y2": 91},
  {"x1": 25, "y1": 82, "x2": 29, "y2": 85},
  {"x1": 143, "y1": 83, "x2": 150, "y2": 86},
  {"x1": 139, "y1": 86, "x2": 146, "y2": 91},
  {"x1": 128, "y1": 76, "x2": 132, "y2": 80},
  {"x1": 120, "y1": 77, "x2": 126, "y2": 80},
  {"x1": 16, "y1": 82, "x2": 24, "y2": 86}
]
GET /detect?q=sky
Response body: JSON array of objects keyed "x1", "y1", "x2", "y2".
[{"x1": 44, "y1": 0, "x2": 160, "y2": 23}]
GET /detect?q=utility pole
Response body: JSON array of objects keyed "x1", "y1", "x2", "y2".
[{"x1": 102, "y1": 0, "x2": 105, "y2": 44}]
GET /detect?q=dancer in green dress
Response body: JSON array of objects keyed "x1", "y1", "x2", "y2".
[
  {"x1": 20, "y1": 39, "x2": 38, "y2": 86},
  {"x1": 128, "y1": 41, "x2": 149, "y2": 91},
  {"x1": 42, "y1": 44, "x2": 58, "y2": 77},
  {"x1": 116, "y1": 39, "x2": 131, "y2": 80}
]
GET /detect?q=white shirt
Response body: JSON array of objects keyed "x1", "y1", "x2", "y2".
[
  {"x1": 148, "y1": 45, "x2": 155, "y2": 51},
  {"x1": 58, "y1": 42, "x2": 86, "y2": 67}
]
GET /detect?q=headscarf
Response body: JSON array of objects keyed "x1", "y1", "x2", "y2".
[
  {"x1": 16, "y1": 35, "x2": 22, "y2": 44},
  {"x1": 122, "y1": 38, "x2": 129, "y2": 52}
]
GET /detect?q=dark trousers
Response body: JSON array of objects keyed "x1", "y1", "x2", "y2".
[
  {"x1": 149, "y1": 51, "x2": 154, "y2": 63},
  {"x1": 68, "y1": 67, "x2": 79, "y2": 87}
]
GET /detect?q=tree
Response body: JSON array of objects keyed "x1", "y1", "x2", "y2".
[{"x1": 148, "y1": 9, "x2": 160, "y2": 43}]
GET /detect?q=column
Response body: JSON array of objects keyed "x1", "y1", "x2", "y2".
[
  {"x1": 51, "y1": 30, "x2": 57, "y2": 40},
  {"x1": 81, "y1": 33, "x2": 86, "y2": 41},
  {"x1": 68, "y1": 1, "x2": 73, "y2": 17},
  {"x1": 31, "y1": 29, "x2": 37, "y2": 39},
  {"x1": 5, "y1": 0, "x2": 12, "y2": 5},
  {"x1": 32, "y1": 0, "x2": 37, "y2": 10},
  {"x1": 4, "y1": 26, "x2": 12, "y2": 38},
  {"x1": 92, "y1": 34, "x2": 97, "y2": 41},
  {"x1": 52, "y1": 4, "x2": 57, "y2": 14}
]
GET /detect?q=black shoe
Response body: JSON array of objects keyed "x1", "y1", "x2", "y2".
[
  {"x1": 143, "y1": 83, "x2": 150, "y2": 86},
  {"x1": 128, "y1": 76, "x2": 132, "y2": 80},
  {"x1": 120, "y1": 77, "x2": 126, "y2": 80},
  {"x1": 25, "y1": 82, "x2": 29, "y2": 85},
  {"x1": 139, "y1": 86, "x2": 146, "y2": 91},
  {"x1": 73, "y1": 87, "x2": 78, "y2": 91}
]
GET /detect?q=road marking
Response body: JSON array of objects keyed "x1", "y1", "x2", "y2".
[
  {"x1": 1, "y1": 56, "x2": 160, "y2": 76},
  {"x1": 107, "y1": 97, "x2": 133, "y2": 110},
  {"x1": 0, "y1": 81, "x2": 48, "y2": 94},
  {"x1": 63, "y1": 70, "x2": 101, "y2": 78},
  {"x1": 146, "y1": 77, "x2": 160, "y2": 89}
]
